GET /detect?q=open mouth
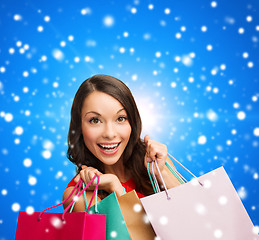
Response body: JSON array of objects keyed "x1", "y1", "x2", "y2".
[{"x1": 97, "y1": 143, "x2": 121, "y2": 152}]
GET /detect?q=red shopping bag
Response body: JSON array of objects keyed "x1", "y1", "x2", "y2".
[
  {"x1": 15, "y1": 175, "x2": 106, "y2": 240},
  {"x1": 141, "y1": 157, "x2": 259, "y2": 240}
]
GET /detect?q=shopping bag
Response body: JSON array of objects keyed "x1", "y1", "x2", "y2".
[
  {"x1": 141, "y1": 159, "x2": 259, "y2": 240},
  {"x1": 15, "y1": 175, "x2": 106, "y2": 240},
  {"x1": 117, "y1": 190, "x2": 156, "y2": 240},
  {"x1": 70, "y1": 180, "x2": 131, "y2": 240},
  {"x1": 87, "y1": 192, "x2": 131, "y2": 240}
]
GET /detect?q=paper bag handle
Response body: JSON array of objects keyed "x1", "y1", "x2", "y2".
[
  {"x1": 151, "y1": 160, "x2": 171, "y2": 200},
  {"x1": 38, "y1": 174, "x2": 99, "y2": 221},
  {"x1": 149, "y1": 155, "x2": 204, "y2": 200},
  {"x1": 62, "y1": 174, "x2": 99, "y2": 220},
  {"x1": 167, "y1": 153, "x2": 203, "y2": 186},
  {"x1": 38, "y1": 178, "x2": 83, "y2": 221}
]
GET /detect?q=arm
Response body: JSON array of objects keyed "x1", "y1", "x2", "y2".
[
  {"x1": 63, "y1": 166, "x2": 125, "y2": 212},
  {"x1": 144, "y1": 135, "x2": 182, "y2": 189},
  {"x1": 158, "y1": 156, "x2": 182, "y2": 189}
]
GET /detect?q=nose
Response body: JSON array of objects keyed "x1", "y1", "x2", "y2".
[{"x1": 102, "y1": 122, "x2": 116, "y2": 139}]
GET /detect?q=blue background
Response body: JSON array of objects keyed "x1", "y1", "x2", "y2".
[{"x1": 0, "y1": 0, "x2": 259, "y2": 239}]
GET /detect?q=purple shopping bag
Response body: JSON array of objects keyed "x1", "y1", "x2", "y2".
[
  {"x1": 15, "y1": 175, "x2": 106, "y2": 240},
  {"x1": 141, "y1": 159, "x2": 259, "y2": 240}
]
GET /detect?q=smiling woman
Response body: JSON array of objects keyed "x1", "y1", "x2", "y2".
[
  {"x1": 63, "y1": 74, "x2": 182, "y2": 211},
  {"x1": 81, "y1": 91, "x2": 132, "y2": 166}
]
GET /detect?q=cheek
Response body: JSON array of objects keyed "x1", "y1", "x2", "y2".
[
  {"x1": 82, "y1": 127, "x2": 99, "y2": 144},
  {"x1": 120, "y1": 124, "x2": 132, "y2": 140}
]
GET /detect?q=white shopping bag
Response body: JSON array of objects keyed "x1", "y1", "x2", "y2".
[{"x1": 141, "y1": 162, "x2": 258, "y2": 240}]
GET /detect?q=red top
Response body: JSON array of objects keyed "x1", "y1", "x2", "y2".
[{"x1": 66, "y1": 175, "x2": 145, "y2": 199}]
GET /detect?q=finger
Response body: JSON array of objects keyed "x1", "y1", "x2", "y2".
[
  {"x1": 88, "y1": 170, "x2": 96, "y2": 180},
  {"x1": 144, "y1": 135, "x2": 150, "y2": 147},
  {"x1": 81, "y1": 165, "x2": 88, "y2": 169},
  {"x1": 80, "y1": 168, "x2": 90, "y2": 184},
  {"x1": 74, "y1": 174, "x2": 80, "y2": 183},
  {"x1": 145, "y1": 152, "x2": 152, "y2": 162}
]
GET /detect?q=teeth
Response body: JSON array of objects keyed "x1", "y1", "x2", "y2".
[{"x1": 99, "y1": 143, "x2": 119, "y2": 149}]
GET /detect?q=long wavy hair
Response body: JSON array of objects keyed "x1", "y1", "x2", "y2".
[{"x1": 67, "y1": 74, "x2": 153, "y2": 196}]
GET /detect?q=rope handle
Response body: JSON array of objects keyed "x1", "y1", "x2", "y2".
[
  {"x1": 167, "y1": 153, "x2": 203, "y2": 186},
  {"x1": 151, "y1": 160, "x2": 171, "y2": 200},
  {"x1": 62, "y1": 174, "x2": 99, "y2": 220},
  {"x1": 69, "y1": 181, "x2": 88, "y2": 213},
  {"x1": 38, "y1": 174, "x2": 99, "y2": 221},
  {"x1": 38, "y1": 178, "x2": 84, "y2": 221},
  {"x1": 147, "y1": 162, "x2": 159, "y2": 193},
  {"x1": 147, "y1": 160, "x2": 185, "y2": 193},
  {"x1": 147, "y1": 154, "x2": 203, "y2": 200}
]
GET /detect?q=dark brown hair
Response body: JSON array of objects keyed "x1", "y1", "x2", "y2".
[{"x1": 67, "y1": 74, "x2": 153, "y2": 195}]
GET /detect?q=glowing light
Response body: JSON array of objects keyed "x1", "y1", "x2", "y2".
[
  {"x1": 254, "y1": 128, "x2": 259, "y2": 137},
  {"x1": 44, "y1": 16, "x2": 50, "y2": 22},
  {"x1": 211, "y1": 1, "x2": 217, "y2": 7},
  {"x1": 14, "y1": 126, "x2": 23, "y2": 135},
  {"x1": 214, "y1": 229, "x2": 223, "y2": 238},
  {"x1": 28, "y1": 176, "x2": 37, "y2": 186},
  {"x1": 110, "y1": 231, "x2": 117, "y2": 238},
  {"x1": 164, "y1": 8, "x2": 171, "y2": 14},
  {"x1": 5, "y1": 113, "x2": 13, "y2": 122},
  {"x1": 148, "y1": 4, "x2": 154, "y2": 10},
  {"x1": 195, "y1": 203, "x2": 207, "y2": 215},
  {"x1": 103, "y1": 15, "x2": 114, "y2": 27},
  {"x1": 207, "y1": 45, "x2": 213, "y2": 51},
  {"x1": 14, "y1": 14, "x2": 22, "y2": 21},
  {"x1": 52, "y1": 49, "x2": 64, "y2": 61},
  {"x1": 26, "y1": 206, "x2": 34, "y2": 215},
  {"x1": 23, "y1": 71, "x2": 29, "y2": 77},
  {"x1": 12, "y1": 203, "x2": 21, "y2": 212},
  {"x1": 68, "y1": 35, "x2": 74, "y2": 41},
  {"x1": 218, "y1": 196, "x2": 228, "y2": 205},
  {"x1": 246, "y1": 16, "x2": 252, "y2": 22},
  {"x1": 81, "y1": 8, "x2": 91, "y2": 15},
  {"x1": 43, "y1": 140, "x2": 54, "y2": 150},
  {"x1": 159, "y1": 216, "x2": 168, "y2": 225},
  {"x1": 182, "y1": 55, "x2": 193, "y2": 66},
  {"x1": 37, "y1": 26, "x2": 43, "y2": 32},
  {"x1": 155, "y1": 51, "x2": 161, "y2": 58},
  {"x1": 175, "y1": 33, "x2": 181, "y2": 39},
  {"x1": 237, "y1": 111, "x2": 246, "y2": 120},
  {"x1": 201, "y1": 26, "x2": 207, "y2": 32},
  {"x1": 198, "y1": 135, "x2": 207, "y2": 145},
  {"x1": 42, "y1": 150, "x2": 52, "y2": 159},
  {"x1": 248, "y1": 61, "x2": 254, "y2": 68},
  {"x1": 51, "y1": 217, "x2": 62, "y2": 229},
  {"x1": 1, "y1": 189, "x2": 7, "y2": 195},
  {"x1": 238, "y1": 187, "x2": 247, "y2": 199},
  {"x1": 238, "y1": 28, "x2": 245, "y2": 34},
  {"x1": 133, "y1": 203, "x2": 142, "y2": 212},
  {"x1": 131, "y1": 8, "x2": 137, "y2": 14},
  {"x1": 23, "y1": 158, "x2": 32, "y2": 167}
]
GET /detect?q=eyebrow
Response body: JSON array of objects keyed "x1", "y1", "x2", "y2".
[{"x1": 84, "y1": 108, "x2": 125, "y2": 117}]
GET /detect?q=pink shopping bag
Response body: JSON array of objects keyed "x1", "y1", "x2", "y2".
[
  {"x1": 15, "y1": 175, "x2": 106, "y2": 240},
  {"x1": 141, "y1": 159, "x2": 259, "y2": 240}
]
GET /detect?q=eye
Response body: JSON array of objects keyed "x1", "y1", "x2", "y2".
[
  {"x1": 89, "y1": 117, "x2": 100, "y2": 124},
  {"x1": 117, "y1": 116, "x2": 127, "y2": 123}
]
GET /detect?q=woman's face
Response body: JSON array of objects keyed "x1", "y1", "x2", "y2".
[{"x1": 81, "y1": 91, "x2": 132, "y2": 166}]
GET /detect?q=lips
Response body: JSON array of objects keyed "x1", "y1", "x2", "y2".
[{"x1": 97, "y1": 142, "x2": 121, "y2": 155}]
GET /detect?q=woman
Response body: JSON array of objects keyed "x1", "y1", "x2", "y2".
[{"x1": 63, "y1": 74, "x2": 181, "y2": 211}]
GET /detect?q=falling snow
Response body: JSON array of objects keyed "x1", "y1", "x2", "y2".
[{"x1": 1, "y1": 1, "x2": 259, "y2": 239}]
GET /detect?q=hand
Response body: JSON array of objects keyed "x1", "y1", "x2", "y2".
[
  {"x1": 144, "y1": 135, "x2": 168, "y2": 176},
  {"x1": 74, "y1": 165, "x2": 124, "y2": 195}
]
